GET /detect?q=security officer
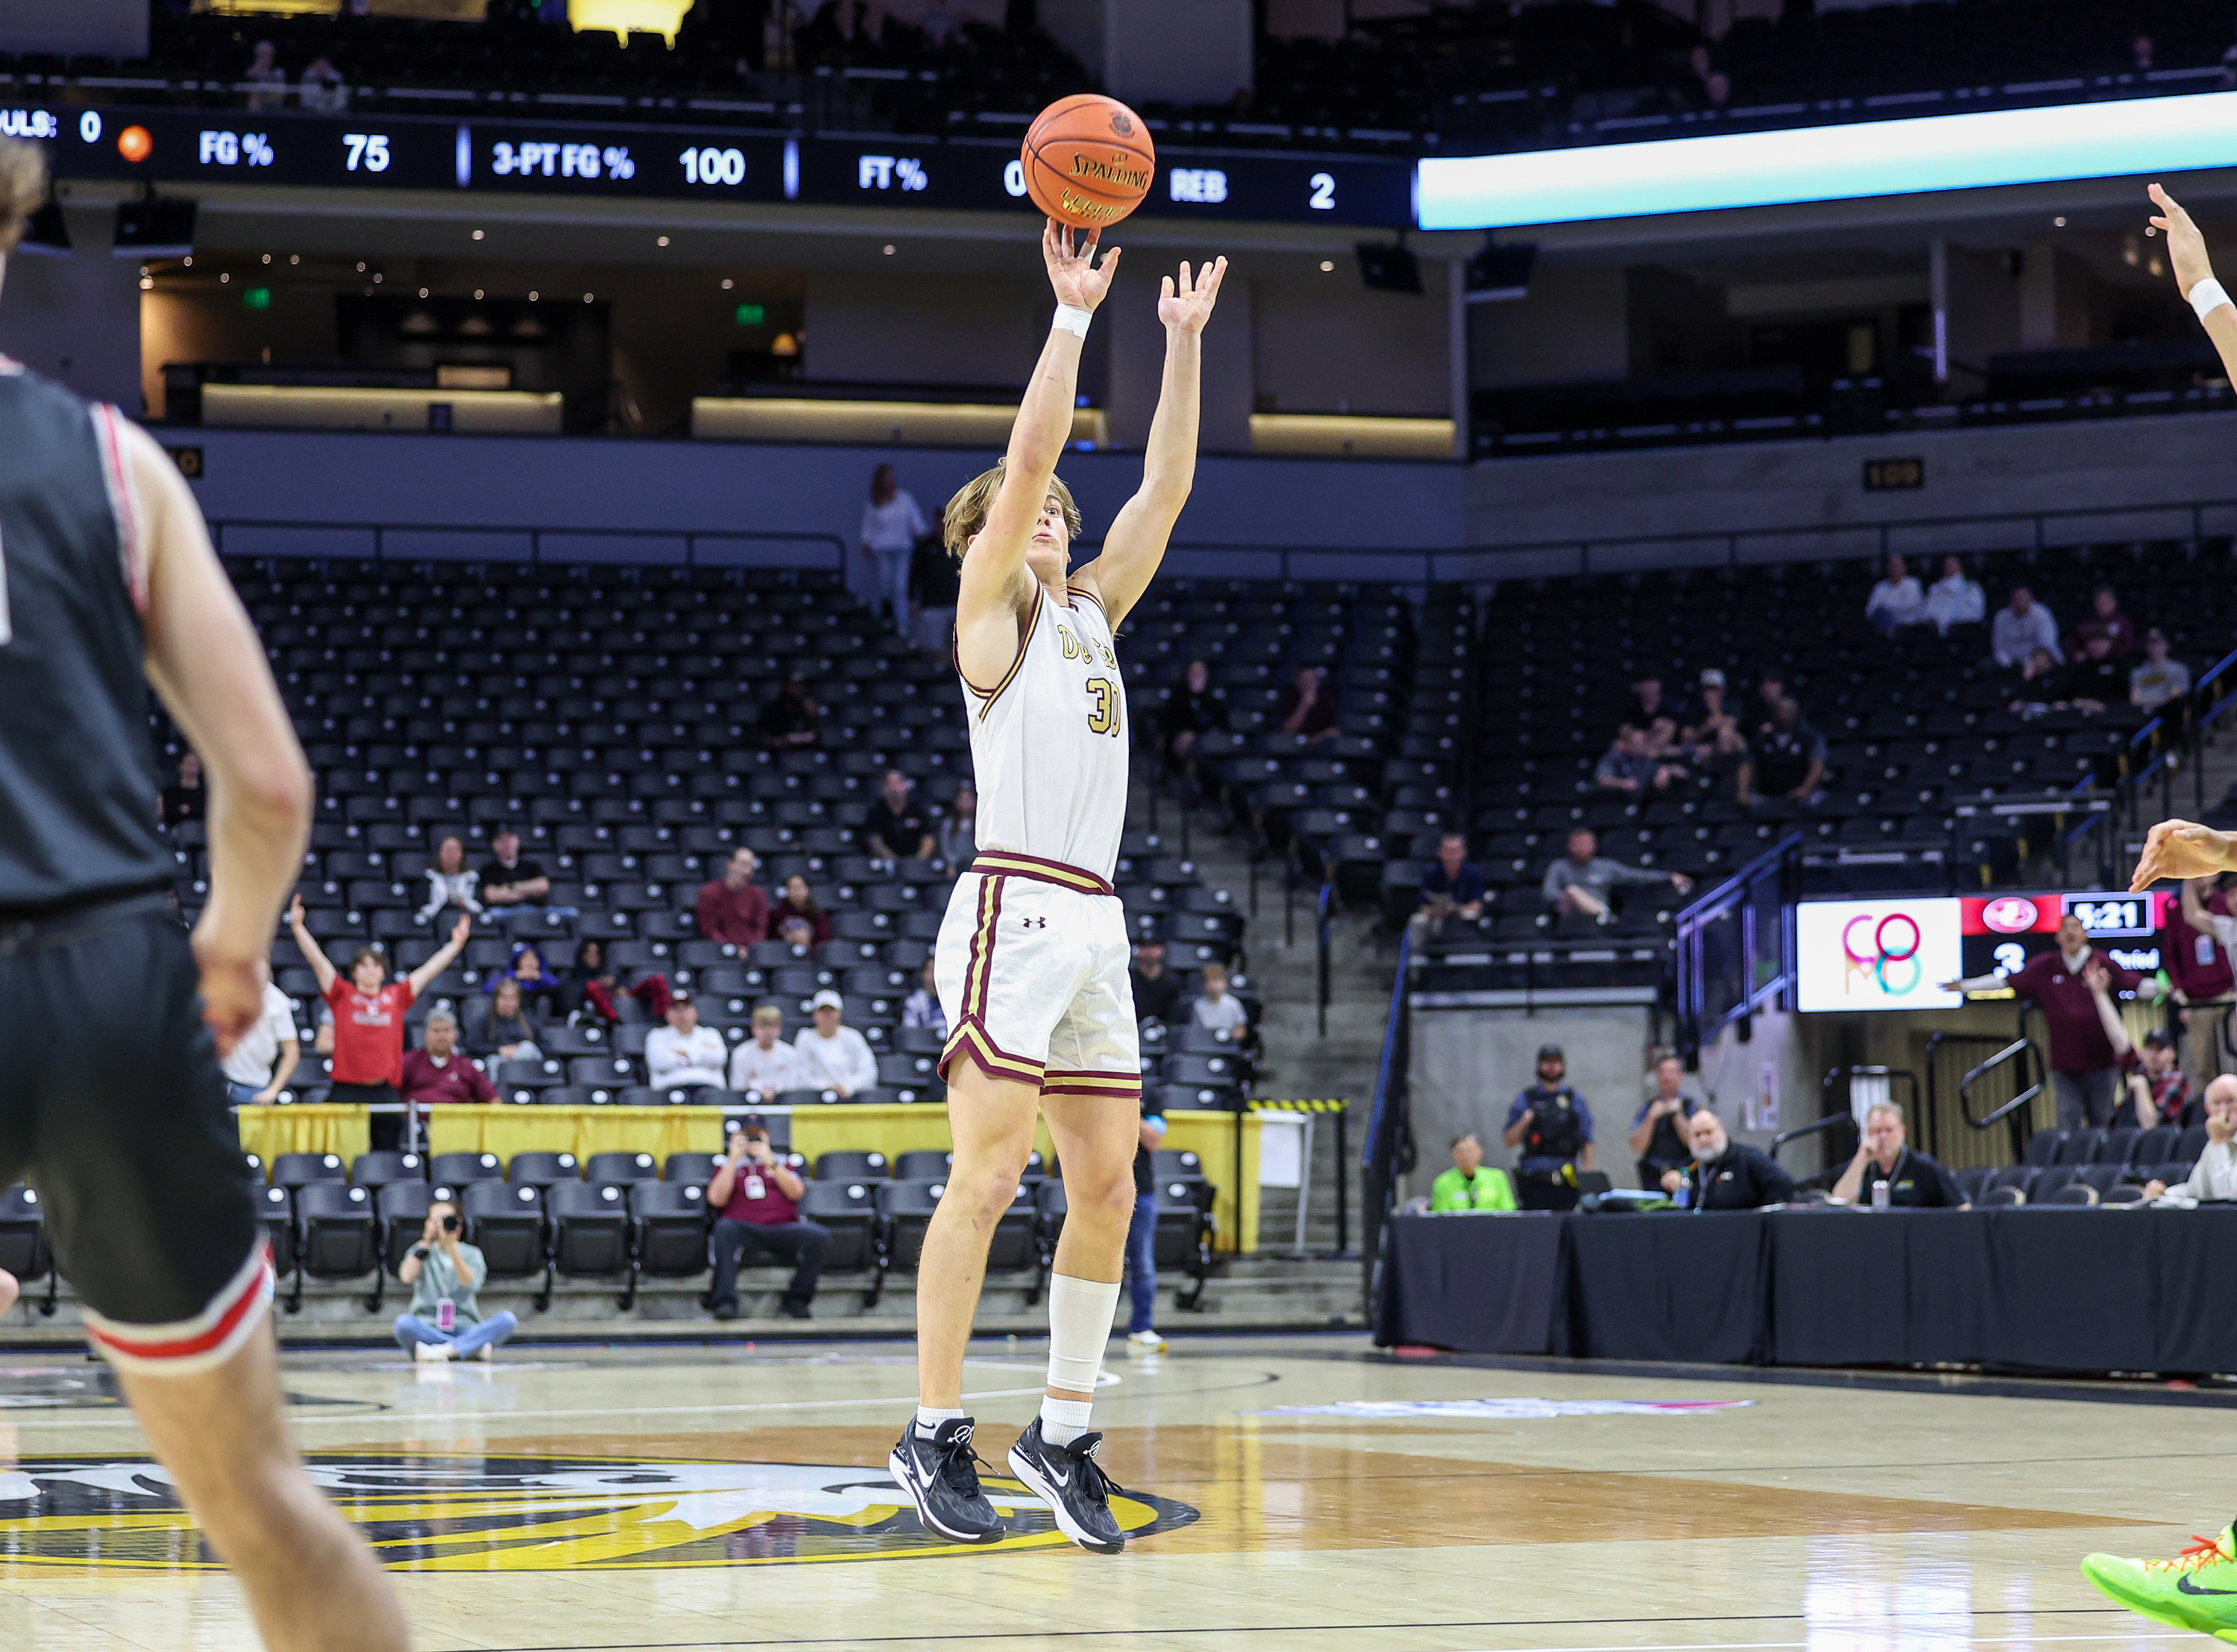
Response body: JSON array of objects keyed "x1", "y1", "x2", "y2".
[
  {"x1": 1501, "y1": 1044, "x2": 1596, "y2": 1211},
  {"x1": 1660, "y1": 1109, "x2": 1794, "y2": 1210}
]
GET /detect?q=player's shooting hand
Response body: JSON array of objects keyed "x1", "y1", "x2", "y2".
[
  {"x1": 2132, "y1": 819, "x2": 2237, "y2": 892},
  {"x1": 2149, "y1": 183, "x2": 2216, "y2": 299},
  {"x1": 1158, "y1": 256, "x2": 1229, "y2": 335},
  {"x1": 1043, "y1": 219, "x2": 1119, "y2": 313},
  {"x1": 192, "y1": 927, "x2": 270, "y2": 1058}
]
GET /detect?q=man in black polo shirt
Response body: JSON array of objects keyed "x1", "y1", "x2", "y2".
[
  {"x1": 1830, "y1": 1100, "x2": 1968, "y2": 1208},
  {"x1": 1661, "y1": 1108, "x2": 1794, "y2": 1210}
]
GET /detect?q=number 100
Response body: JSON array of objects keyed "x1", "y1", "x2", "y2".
[{"x1": 682, "y1": 146, "x2": 746, "y2": 186}]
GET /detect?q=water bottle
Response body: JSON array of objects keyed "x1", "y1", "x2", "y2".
[
  {"x1": 1673, "y1": 1182, "x2": 1691, "y2": 1211},
  {"x1": 436, "y1": 1297, "x2": 456, "y2": 1333},
  {"x1": 1870, "y1": 1178, "x2": 1890, "y2": 1211}
]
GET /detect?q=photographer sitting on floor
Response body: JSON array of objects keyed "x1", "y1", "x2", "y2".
[{"x1": 394, "y1": 1200, "x2": 517, "y2": 1363}]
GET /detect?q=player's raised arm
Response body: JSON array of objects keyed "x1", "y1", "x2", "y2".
[
  {"x1": 1075, "y1": 256, "x2": 1228, "y2": 628},
  {"x1": 2149, "y1": 183, "x2": 2237, "y2": 385},
  {"x1": 2131, "y1": 819, "x2": 2237, "y2": 892}
]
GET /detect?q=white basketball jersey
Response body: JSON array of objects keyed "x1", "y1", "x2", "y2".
[{"x1": 959, "y1": 585, "x2": 1130, "y2": 883}]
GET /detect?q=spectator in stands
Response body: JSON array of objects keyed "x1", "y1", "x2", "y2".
[
  {"x1": 561, "y1": 936, "x2": 669, "y2": 1025},
  {"x1": 1162, "y1": 659, "x2": 1219, "y2": 804},
  {"x1": 760, "y1": 672, "x2": 822, "y2": 750},
  {"x1": 160, "y1": 751, "x2": 205, "y2": 827},
  {"x1": 1542, "y1": 827, "x2": 1692, "y2": 918},
  {"x1": 729, "y1": 1002, "x2": 808, "y2": 1097},
  {"x1": 1831, "y1": 1100, "x2": 1967, "y2": 1207},
  {"x1": 290, "y1": 897, "x2": 471, "y2": 1151},
  {"x1": 1864, "y1": 552, "x2": 1928, "y2": 633},
  {"x1": 2168, "y1": 875, "x2": 2237, "y2": 1093},
  {"x1": 1628, "y1": 1053, "x2": 1701, "y2": 1191},
  {"x1": 488, "y1": 942, "x2": 562, "y2": 1014},
  {"x1": 1192, "y1": 962, "x2": 1249, "y2": 1042},
  {"x1": 1596, "y1": 724, "x2": 1687, "y2": 796},
  {"x1": 1755, "y1": 669, "x2": 1787, "y2": 719},
  {"x1": 2144, "y1": 1076, "x2": 2237, "y2": 1201},
  {"x1": 1412, "y1": 831, "x2": 1485, "y2": 941},
  {"x1": 1685, "y1": 42, "x2": 1729, "y2": 107},
  {"x1": 903, "y1": 957, "x2": 946, "y2": 1035},
  {"x1": 298, "y1": 55, "x2": 347, "y2": 113},
  {"x1": 1429, "y1": 1132, "x2": 1515, "y2": 1211},
  {"x1": 1942, "y1": 915, "x2": 2156, "y2": 1128},
  {"x1": 244, "y1": 40, "x2": 289, "y2": 112},
  {"x1": 1661, "y1": 1108, "x2": 1793, "y2": 1208},
  {"x1": 1277, "y1": 665, "x2": 1340, "y2": 744},
  {"x1": 864, "y1": 769, "x2": 934, "y2": 862},
  {"x1": 400, "y1": 1009, "x2": 496, "y2": 1112},
  {"x1": 2063, "y1": 633, "x2": 2127, "y2": 713},
  {"x1": 695, "y1": 847, "x2": 770, "y2": 948},
  {"x1": 796, "y1": 990, "x2": 876, "y2": 1095},
  {"x1": 2131, "y1": 629, "x2": 2192, "y2": 713},
  {"x1": 469, "y1": 977, "x2": 541, "y2": 1062},
  {"x1": 910, "y1": 508, "x2": 960, "y2": 651},
  {"x1": 479, "y1": 825, "x2": 559, "y2": 933},
  {"x1": 938, "y1": 783, "x2": 976, "y2": 866},
  {"x1": 774, "y1": 874, "x2": 831, "y2": 945},
  {"x1": 707, "y1": 1121, "x2": 828, "y2": 1320},
  {"x1": 1681, "y1": 669, "x2": 1748, "y2": 778},
  {"x1": 221, "y1": 971, "x2": 300, "y2": 1108},
  {"x1": 415, "y1": 834, "x2": 483, "y2": 927},
  {"x1": 2118, "y1": 1026, "x2": 2189, "y2": 1132},
  {"x1": 395, "y1": 1200, "x2": 517, "y2": 1362},
  {"x1": 2007, "y1": 645, "x2": 2079, "y2": 717},
  {"x1": 2067, "y1": 585, "x2": 2139, "y2": 657},
  {"x1": 1625, "y1": 676, "x2": 1682, "y2": 752},
  {"x1": 1735, "y1": 698, "x2": 1826, "y2": 812},
  {"x1": 775, "y1": 915, "x2": 817, "y2": 948},
  {"x1": 860, "y1": 464, "x2": 930, "y2": 637},
  {"x1": 1503, "y1": 1045, "x2": 1596, "y2": 1211},
  {"x1": 1130, "y1": 939, "x2": 1181, "y2": 1025},
  {"x1": 645, "y1": 989, "x2": 729, "y2": 1091},
  {"x1": 1925, "y1": 555, "x2": 1986, "y2": 634},
  {"x1": 1992, "y1": 586, "x2": 2060, "y2": 669}
]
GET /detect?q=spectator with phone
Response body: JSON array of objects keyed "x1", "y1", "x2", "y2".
[
  {"x1": 394, "y1": 1199, "x2": 516, "y2": 1362},
  {"x1": 1412, "y1": 832, "x2": 1485, "y2": 942},
  {"x1": 706, "y1": 1121, "x2": 828, "y2": 1320}
]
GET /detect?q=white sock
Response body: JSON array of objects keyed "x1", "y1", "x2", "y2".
[
  {"x1": 1043, "y1": 1273, "x2": 1121, "y2": 1438},
  {"x1": 1039, "y1": 1395, "x2": 1094, "y2": 1448},
  {"x1": 915, "y1": 1405, "x2": 965, "y2": 1437}
]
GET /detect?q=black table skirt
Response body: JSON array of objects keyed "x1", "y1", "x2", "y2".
[{"x1": 1377, "y1": 1206, "x2": 2237, "y2": 1375}]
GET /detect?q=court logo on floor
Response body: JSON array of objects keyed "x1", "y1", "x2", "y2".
[{"x1": 0, "y1": 1451, "x2": 1197, "y2": 1569}]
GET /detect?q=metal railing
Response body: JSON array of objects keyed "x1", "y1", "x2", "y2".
[
  {"x1": 1929, "y1": 1027, "x2": 2045, "y2": 1166},
  {"x1": 1673, "y1": 833, "x2": 1805, "y2": 1064},
  {"x1": 1360, "y1": 924, "x2": 1414, "y2": 1317},
  {"x1": 210, "y1": 517, "x2": 850, "y2": 575}
]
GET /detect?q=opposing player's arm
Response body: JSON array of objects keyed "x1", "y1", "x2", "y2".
[
  {"x1": 954, "y1": 222, "x2": 1118, "y2": 685},
  {"x1": 1074, "y1": 256, "x2": 1227, "y2": 629},
  {"x1": 2150, "y1": 183, "x2": 2237, "y2": 384}
]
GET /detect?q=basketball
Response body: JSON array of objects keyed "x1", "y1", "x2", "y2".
[{"x1": 1021, "y1": 93, "x2": 1156, "y2": 230}]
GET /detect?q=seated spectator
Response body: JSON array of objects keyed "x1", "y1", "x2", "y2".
[
  {"x1": 1925, "y1": 555, "x2": 1986, "y2": 634},
  {"x1": 400, "y1": 1010, "x2": 497, "y2": 1110},
  {"x1": 645, "y1": 990, "x2": 729, "y2": 1091},
  {"x1": 394, "y1": 1201, "x2": 517, "y2": 1363},
  {"x1": 1502, "y1": 1044, "x2": 1596, "y2": 1211},
  {"x1": 774, "y1": 914, "x2": 817, "y2": 949},
  {"x1": 1628, "y1": 1053, "x2": 1700, "y2": 1191},
  {"x1": 2145, "y1": 1075, "x2": 2237, "y2": 1202},
  {"x1": 1681, "y1": 669, "x2": 1748, "y2": 776},
  {"x1": 488, "y1": 942, "x2": 562, "y2": 1013},
  {"x1": 1162, "y1": 658, "x2": 1217, "y2": 764},
  {"x1": 160, "y1": 751, "x2": 205, "y2": 827},
  {"x1": 707, "y1": 1121, "x2": 829, "y2": 1320},
  {"x1": 2131, "y1": 629, "x2": 2192, "y2": 713},
  {"x1": 298, "y1": 54, "x2": 347, "y2": 113},
  {"x1": 1277, "y1": 665, "x2": 1339, "y2": 744},
  {"x1": 902, "y1": 957, "x2": 946, "y2": 1036},
  {"x1": 1992, "y1": 585, "x2": 2060, "y2": 669},
  {"x1": 1412, "y1": 831, "x2": 1485, "y2": 940},
  {"x1": 1192, "y1": 962, "x2": 1249, "y2": 1042},
  {"x1": 1625, "y1": 676, "x2": 1683, "y2": 754},
  {"x1": 479, "y1": 825, "x2": 565, "y2": 934},
  {"x1": 729, "y1": 1002, "x2": 808, "y2": 1097},
  {"x1": 1596, "y1": 724, "x2": 1687, "y2": 795},
  {"x1": 244, "y1": 39, "x2": 289, "y2": 113},
  {"x1": 794, "y1": 990, "x2": 876, "y2": 1096},
  {"x1": 2071, "y1": 584, "x2": 2137, "y2": 660},
  {"x1": 937, "y1": 783, "x2": 977, "y2": 866},
  {"x1": 561, "y1": 936, "x2": 669, "y2": 1024},
  {"x1": 1830, "y1": 1100, "x2": 1967, "y2": 1206},
  {"x1": 1429, "y1": 1132, "x2": 1516, "y2": 1212},
  {"x1": 1541, "y1": 827, "x2": 1692, "y2": 918},
  {"x1": 773, "y1": 874, "x2": 832, "y2": 946},
  {"x1": 1661, "y1": 1109, "x2": 1793, "y2": 1208},
  {"x1": 864, "y1": 769, "x2": 934, "y2": 862},
  {"x1": 2118, "y1": 1027, "x2": 2189, "y2": 1132},
  {"x1": 1864, "y1": 552, "x2": 1927, "y2": 633},
  {"x1": 2007, "y1": 646, "x2": 2095, "y2": 718},
  {"x1": 415, "y1": 833, "x2": 483, "y2": 926},
  {"x1": 469, "y1": 977, "x2": 542, "y2": 1062},
  {"x1": 2063, "y1": 633, "x2": 2127, "y2": 713},
  {"x1": 695, "y1": 847, "x2": 770, "y2": 948},
  {"x1": 1735, "y1": 698, "x2": 1826, "y2": 811},
  {"x1": 760, "y1": 672, "x2": 822, "y2": 750},
  {"x1": 221, "y1": 970, "x2": 301, "y2": 1108},
  {"x1": 1130, "y1": 939, "x2": 1181, "y2": 1024}
]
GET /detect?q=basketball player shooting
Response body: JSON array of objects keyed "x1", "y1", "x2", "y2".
[
  {"x1": 887, "y1": 219, "x2": 1224, "y2": 1554},
  {"x1": 0, "y1": 137, "x2": 408, "y2": 1649}
]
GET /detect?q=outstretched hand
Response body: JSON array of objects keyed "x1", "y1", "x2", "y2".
[
  {"x1": 1042, "y1": 219, "x2": 1119, "y2": 313},
  {"x1": 2149, "y1": 183, "x2": 2216, "y2": 300},
  {"x1": 1158, "y1": 256, "x2": 1229, "y2": 335},
  {"x1": 287, "y1": 893, "x2": 306, "y2": 927},
  {"x1": 449, "y1": 913, "x2": 472, "y2": 947},
  {"x1": 2132, "y1": 819, "x2": 2237, "y2": 892}
]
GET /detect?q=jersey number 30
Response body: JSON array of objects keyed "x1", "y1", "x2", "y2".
[{"x1": 1086, "y1": 677, "x2": 1121, "y2": 737}]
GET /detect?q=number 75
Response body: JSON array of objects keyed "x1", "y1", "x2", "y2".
[{"x1": 342, "y1": 133, "x2": 391, "y2": 173}]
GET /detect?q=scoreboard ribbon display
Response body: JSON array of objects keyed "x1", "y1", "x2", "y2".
[{"x1": 23, "y1": 106, "x2": 1411, "y2": 227}]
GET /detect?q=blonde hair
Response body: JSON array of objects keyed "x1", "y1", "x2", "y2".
[
  {"x1": 0, "y1": 137, "x2": 47, "y2": 254},
  {"x1": 943, "y1": 461, "x2": 1083, "y2": 559},
  {"x1": 1201, "y1": 962, "x2": 1229, "y2": 986}
]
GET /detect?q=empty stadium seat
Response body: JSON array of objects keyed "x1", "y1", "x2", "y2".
[
  {"x1": 799, "y1": 1181, "x2": 880, "y2": 1275},
  {"x1": 584, "y1": 1151, "x2": 660, "y2": 1186},
  {"x1": 629, "y1": 1182, "x2": 710, "y2": 1276},
  {"x1": 2051, "y1": 1131, "x2": 2102, "y2": 1167},
  {"x1": 665, "y1": 1152, "x2": 726, "y2": 1189},
  {"x1": 2133, "y1": 1125, "x2": 2180, "y2": 1166},
  {"x1": 430, "y1": 1152, "x2": 504, "y2": 1187},
  {"x1": 506, "y1": 1151, "x2": 580, "y2": 1188},
  {"x1": 294, "y1": 1182, "x2": 380, "y2": 1278},
  {"x1": 893, "y1": 1149, "x2": 952, "y2": 1180},
  {"x1": 272, "y1": 1152, "x2": 348, "y2": 1190},
  {"x1": 256, "y1": 1184, "x2": 297, "y2": 1273},
  {"x1": 546, "y1": 1181, "x2": 632, "y2": 1278},
  {"x1": 814, "y1": 1151, "x2": 889, "y2": 1182},
  {"x1": 462, "y1": 1182, "x2": 547, "y2": 1277},
  {"x1": 2032, "y1": 1166, "x2": 2083, "y2": 1202},
  {"x1": 351, "y1": 1151, "x2": 425, "y2": 1194},
  {"x1": 2022, "y1": 1131, "x2": 2067, "y2": 1168}
]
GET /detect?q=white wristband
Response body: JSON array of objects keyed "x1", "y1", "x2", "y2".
[
  {"x1": 1051, "y1": 303, "x2": 1092, "y2": 339},
  {"x1": 2192, "y1": 277, "x2": 2233, "y2": 324}
]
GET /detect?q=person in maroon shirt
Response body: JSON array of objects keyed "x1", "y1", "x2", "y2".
[
  {"x1": 705, "y1": 1120, "x2": 829, "y2": 1321},
  {"x1": 1276, "y1": 665, "x2": 1339, "y2": 744},
  {"x1": 694, "y1": 847, "x2": 770, "y2": 949},
  {"x1": 2168, "y1": 874, "x2": 2237, "y2": 1091},
  {"x1": 1943, "y1": 912, "x2": 2160, "y2": 1129},
  {"x1": 399, "y1": 1010, "x2": 497, "y2": 1115}
]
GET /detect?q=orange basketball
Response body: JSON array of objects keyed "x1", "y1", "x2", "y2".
[{"x1": 1021, "y1": 94, "x2": 1156, "y2": 231}]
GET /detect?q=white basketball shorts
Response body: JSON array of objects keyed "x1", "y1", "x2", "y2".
[{"x1": 934, "y1": 851, "x2": 1142, "y2": 1100}]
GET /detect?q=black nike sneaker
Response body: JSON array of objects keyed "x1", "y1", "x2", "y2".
[
  {"x1": 1007, "y1": 1419, "x2": 1126, "y2": 1554},
  {"x1": 888, "y1": 1416, "x2": 1005, "y2": 1544}
]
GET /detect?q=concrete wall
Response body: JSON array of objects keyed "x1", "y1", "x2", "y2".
[
  {"x1": 1468, "y1": 265, "x2": 1629, "y2": 388},
  {"x1": 0, "y1": 0, "x2": 146, "y2": 57},
  {"x1": 1039, "y1": 0, "x2": 1253, "y2": 107},
  {"x1": 0, "y1": 209, "x2": 145, "y2": 412},
  {"x1": 1255, "y1": 259, "x2": 1451, "y2": 417},
  {"x1": 802, "y1": 271, "x2": 1048, "y2": 392}
]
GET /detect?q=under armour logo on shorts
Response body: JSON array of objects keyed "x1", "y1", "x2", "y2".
[{"x1": 1019, "y1": 916, "x2": 1048, "y2": 929}]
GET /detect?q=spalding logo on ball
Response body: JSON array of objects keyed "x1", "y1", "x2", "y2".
[{"x1": 1022, "y1": 93, "x2": 1156, "y2": 230}]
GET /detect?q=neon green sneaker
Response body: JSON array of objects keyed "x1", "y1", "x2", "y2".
[{"x1": 2083, "y1": 1525, "x2": 2237, "y2": 1639}]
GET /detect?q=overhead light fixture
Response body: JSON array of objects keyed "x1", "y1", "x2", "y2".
[
  {"x1": 471, "y1": 228, "x2": 485, "y2": 240},
  {"x1": 1464, "y1": 236, "x2": 1537, "y2": 303},
  {"x1": 657, "y1": 234, "x2": 670, "y2": 247},
  {"x1": 113, "y1": 197, "x2": 195, "y2": 259},
  {"x1": 721, "y1": 277, "x2": 734, "y2": 289}
]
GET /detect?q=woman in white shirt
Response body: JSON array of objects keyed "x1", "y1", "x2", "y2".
[
  {"x1": 860, "y1": 463, "x2": 929, "y2": 638},
  {"x1": 416, "y1": 834, "x2": 484, "y2": 925},
  {"x1": 1864, "y1": 553, "x2": 1927, "y2": 633},
  {"x1": 1924, "y1": 555, "x2": 1985, "y2": 634}
]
